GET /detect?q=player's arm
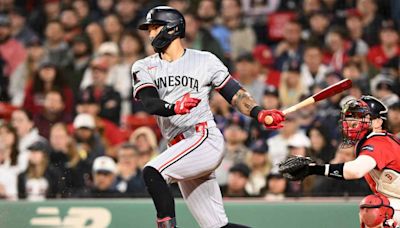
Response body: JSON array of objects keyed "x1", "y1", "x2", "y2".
[
  {"x1": 280, "y1": 155, "x2": 376, "y2": 181},
  {"x1": 137, "y1": 87, "x2": 200, "y2": 117},
  {"x1": 216, "y1": 78, "x2": 284, "y2": 129}
]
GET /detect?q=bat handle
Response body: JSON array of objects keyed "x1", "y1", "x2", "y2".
[{"x1": 264, "y1": 110, "x2": 288, "y2": 125}]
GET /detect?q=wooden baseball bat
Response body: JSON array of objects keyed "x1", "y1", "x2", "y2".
[{"x1": 265, "y1": 79, "x2": 353, "y2": 125}]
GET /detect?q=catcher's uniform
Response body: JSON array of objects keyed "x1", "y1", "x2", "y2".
[
  {"x1": 356, "y1": 131, "x2": 400, "y2": 224},
  {"x1": 132, "y1": 49, "x2": 232, "y2": 228}
]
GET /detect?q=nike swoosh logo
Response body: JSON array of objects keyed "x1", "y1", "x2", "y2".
[{"x1": 147, "y1": 66, "x2": 157, "y2": 70}]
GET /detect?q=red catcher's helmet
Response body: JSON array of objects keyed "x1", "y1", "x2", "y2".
[{"x1": 359, "y1": 194, "x2": 395, "y2": 228}]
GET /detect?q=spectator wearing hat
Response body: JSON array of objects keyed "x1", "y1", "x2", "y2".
[
  {"x1": 75, "y1": 89, "x2": 125, "y2": 156},
  {"x1": 17, "y1": 139, "x2": 63, "y2": 201},
  {"x1": 72, "y1": 113, "x2": 106, "y2": 169},
  {"x1": 374, "y1": 79, "x2": 400, "y2": 107},
  {"x1": 8, "y1": 38, "x2": 46, "y2": 106},
  {"x1": 115, "y1": 143, "x2": 147, "y2": 197},
  {"x1": 215, "y1": 115, "x2": 251, "y2": 185},
  {"x1": 234, "y1": 52, "x2": 266, "y2": 104},
  {"x1": 64, "y1": 34, "x2": 93, "y2": 97},
  {"x1": 220, "y1": 163, "x2": 251, "y2": 197},
  {"x1": 263, "y1": 173, "x2": 287, "y2": 201},
  {"x1": 9, "y1": 7, "x2": 39, "y2": 47},
  {"x1": 43, "y1": 20, "x2": 71, "y2": 68},
  {"x1": 79, "y1": 156, "x2": 122, "y2": 198},
  {"x1": 49, "y1": 123, "x2": 87, "y2": 197},
  {"x1": 267, "y1": 113, "x2": 310, "y2": 173},
  {"x1": 79, "y1": 56, "x2": 122, "y2": 125},
  {"x1": 279, "y1": 60, "x2": 307, "y2": 107},
  {"x1": 22, "y1": 60, "x2": 74, "y2": 116},
  {"x1": 252, "y1": 44, "x2": 281, "y2": 88},
  {"x1": 367, "y1": 20, "x2": 400, "y2": 69},
  {"x1": 245, "y1": 140, "x2": 271, "y2": 196},
  {"x1": 389, "y1": 102, "x2": 400, "y2": 138},
  {"x1": 274, "y1": 20, "x2": 304, "y2": 71},
  {"x1": 0, "y1": 14, "x2": 27, "y2": 95},
  {"x1": 300, "y1": 45, "x2": 329, "y2": 91},
  {"x1": 287, "y1": 133, "x2": 311, "y2": 157},
  {"x1": 33, "y1": 90, "x2": 72, "y2": 139}
]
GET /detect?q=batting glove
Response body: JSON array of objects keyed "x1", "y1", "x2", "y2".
[
  {"x1": 258, "y1": 109, "x2": 285, "y2": 129},
  {"x1": 174, "y1": 93, "x2": 201, "y2": 115}
]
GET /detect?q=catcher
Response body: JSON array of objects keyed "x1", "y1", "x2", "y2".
[{"x1": 279, "y1": 95, "x2": 400, "y2": 226}]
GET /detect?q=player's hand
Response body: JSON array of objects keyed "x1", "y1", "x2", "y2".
[
  {"x1": 257, "y1": 109, "x2": 285, "y2": 129},
  {"x1": 278, "y1": 156, "x2": 314, "y2": 181},
  {"x1": 174, "y1": 93, "x2": 201, "y2": 115}
]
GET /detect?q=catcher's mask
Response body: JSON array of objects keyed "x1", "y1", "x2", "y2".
[
  {"x1": 359, "y1": 194, "x2": 395, "y2": 228},
  {"x1": 340, "y1": 99, "x2": 371, "y2": 146}
]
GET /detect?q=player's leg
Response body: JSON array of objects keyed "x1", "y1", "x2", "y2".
[
  {"x1": 143, "y1": 127, "x2": 214, "y2": 227},
  {"x1": 178, "y1": 174, "x2": 228, "y2": 228},
  {"x1": 142, "y1": 166, "x2": 176, "y2": 227}
]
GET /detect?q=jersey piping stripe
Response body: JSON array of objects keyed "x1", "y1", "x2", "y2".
[
  {"x1": 215, "y1": 75, "x2": 231, "y2": 90},
  {"x1": 133, "y1": 83, "x2": 157, "y2": 97},
  {"x1": 158, "y1": 129, "x2": 209, "y2": 173}
]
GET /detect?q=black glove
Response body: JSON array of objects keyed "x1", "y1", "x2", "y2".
[{"x1": 278, "y1": 156, "x2": 314, "y2": 181}]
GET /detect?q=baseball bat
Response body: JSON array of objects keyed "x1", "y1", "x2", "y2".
[{"x1": 265, "y1": 78, "x2": 352, "y2": 125}]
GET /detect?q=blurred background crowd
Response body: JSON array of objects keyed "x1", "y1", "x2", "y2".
[{"x1": 0, "y1": 0, "x2": 400, "y2": 201}]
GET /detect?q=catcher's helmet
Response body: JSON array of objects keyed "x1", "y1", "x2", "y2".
[
  {"x1": 340, "y1": 95, "x2": 388, "y2": 146},
  {"x1": 359, "y1": 194, "x2": 395, "y2": 228},
  {"x1": 138, "y1": 6, "x2": 185, "y2": 53}
]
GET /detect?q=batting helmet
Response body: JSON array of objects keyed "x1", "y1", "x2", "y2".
[
  {"x1": 138, "y1": 6, "x2": 185, "y2": 53},
  {"x1": 359, "y1": 194, "x2": 395, "y2": 228}
]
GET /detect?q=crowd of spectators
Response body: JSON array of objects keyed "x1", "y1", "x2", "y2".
[{"x1": 0, "y1": 0, "x2": 400, "y2": 201}]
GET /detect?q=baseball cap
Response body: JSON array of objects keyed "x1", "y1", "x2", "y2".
[
  {"x1": 267, "y1": 172, "x2": 284, "y2": 181},
  {"x1": 73, "y1": 113, "x2": 96, "y2": 129},
  {"x1": 283, "y1": 59, "x2": 300, "y2": 73},
  {"x1": 90, "y1": 57, "x2": 109, "y2": 71},
  {"x1": 389, "y1": 102, "x2": 400, "y2": 110},
  {"x1": 264, "y1": 86, "x2": 279, "y2": 97},
  {"x1": 77, "y1": 90, "x2": 97, "y2": 105},
  {"x1": 226, "y1": 113, "x2": 246, "y2": 130},
  {"x1": 288, "y1": 134, "x2": 311, "y2": 148},
  {"x1": 28, "y1": 139, "x2": 52, "y2": 154},
  {"x1": 346, "y1": 9, "x2": 362, "y2": 19},
  {"x1": 0, "y1": 14, "x2": 11, "y2": 27},
  {"x1": 380, "y1": 20, "x2": 397, "y2": 32},
  {"x1": 229, "y1": 163, "x2": 250, "y2": 178},
  {"x1": 92, "y1": 156, "x2": 117, "y2": 174},
  {"x1": 236, "y1": 52, "x2": 255, "y2": 63},
  {"x1": 376, "y1": 78, "x2": 395, "y2": 92},
  {"x1": 10, "y1": 7, "x2": 27, "y2": 18},
  {"x1": 250, "y1": 140, "x2": 269, "y2": 154},
  {"x1": 253, "y1": 45, "x2": 274, "y2": 66},
  {"x1": 97, "y1": 42, "x2": 120, "y2": 56}
]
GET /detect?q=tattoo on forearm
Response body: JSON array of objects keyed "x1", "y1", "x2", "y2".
[{"x1": 232, "y1": 89, "x2": 258, "y2": 116}]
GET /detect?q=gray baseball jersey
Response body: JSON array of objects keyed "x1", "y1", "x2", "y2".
[
  {"x1": 131, "y1": 49, "x2": 230, "y2": 140},
  {"x1": 132, "y1": 49, "x2": 233, "y2": 228}
]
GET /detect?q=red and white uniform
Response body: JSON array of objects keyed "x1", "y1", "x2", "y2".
[{"x1": 356, "y1": 131, "x2": 400, "y2": 224}]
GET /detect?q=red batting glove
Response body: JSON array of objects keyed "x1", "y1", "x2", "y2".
[
  {"x1": 174, "y1": 93, "x2": 201, "y2": 115},
  {"x1": 257, "y1": 109, "x2": 285, "y2": 129}
]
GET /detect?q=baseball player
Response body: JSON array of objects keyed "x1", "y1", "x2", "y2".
[
  {"x1": 132, "y1": 6, "x2": 285, "y2": 228},
  {"x1": 279, "y1": 95, "x2": 400, "y2": 226}
]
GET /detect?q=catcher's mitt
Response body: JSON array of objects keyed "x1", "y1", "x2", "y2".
[{"x1": 278, "y1": 156, "x2": 314, "y2": 181}]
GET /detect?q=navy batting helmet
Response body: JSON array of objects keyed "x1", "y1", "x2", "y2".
[{"x1": 138, "y1": 6, "x2": 185, "y2": 53}]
